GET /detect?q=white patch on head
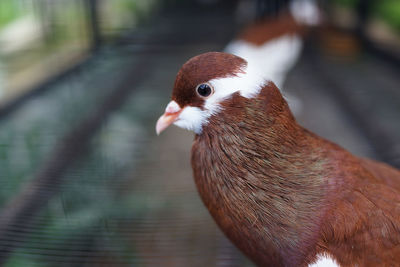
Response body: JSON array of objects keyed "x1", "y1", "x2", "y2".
[
  {"x1": 205, "y1": 61, "x2": 266, "y2": 109},
  {"x1": 225, "y1": 34, "x2": 303, "y2": 88},
  {"x1": 173, "y1": 61, "x2": 269, "y2": 134},
  {"x1": 309, "y1": 254, "x2": 339, "y2": 267}
]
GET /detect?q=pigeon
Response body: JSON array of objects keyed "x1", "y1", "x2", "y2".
[{"x1": 156, "y1": 52, "x2": 400, "y2": 267}]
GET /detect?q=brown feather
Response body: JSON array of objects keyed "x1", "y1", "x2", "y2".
[
  {"x1": 188, "y1": 83, "x2": 400, "y2": 266},
  {"x1": 237, "y1": 12, "x2": 304, "y2": 46},
  {"x1": 359, "y1": 158, "x2": 400, "y2": 192}
]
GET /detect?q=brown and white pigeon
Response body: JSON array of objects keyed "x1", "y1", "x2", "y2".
[{"x1": 156, "y1": 52, "x2": 400, "y2": 267}]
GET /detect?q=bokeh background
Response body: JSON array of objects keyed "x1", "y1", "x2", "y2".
[{"x1": 0, "y1": 0, "x2": 399, "y2": 266}]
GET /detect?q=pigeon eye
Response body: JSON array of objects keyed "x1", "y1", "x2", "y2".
[{"x1": 196, "y1": 83, "x2": 213, "y2": 98}]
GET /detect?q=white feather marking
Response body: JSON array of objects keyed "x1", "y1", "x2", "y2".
[
  {"x1": 174, "y1": 106, "x2": 208, "y2": 134},
  {"x1": 225, "y1": 34, "x2": 303, "y2": 88},
  {"x1": 205, "y1": 61, "x2": 266, "y2": 108},
  {"x1": 173, "y1": 62, "x2": 269, "y2": 134},
  {"x1": 290, "y1": 0, "x2": 321, "y2": 26},
  {"x1": 309, "y1": 254, "x2": 340, "y2": 267}
]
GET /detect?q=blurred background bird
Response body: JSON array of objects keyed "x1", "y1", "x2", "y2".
[{"x1": 226, "y1": 0, "x2": 321, "y2": 115}]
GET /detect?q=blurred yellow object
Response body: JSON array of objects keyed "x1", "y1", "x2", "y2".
[{"x1": 319, "y1": 27, "x2": 361, "y2": 60}]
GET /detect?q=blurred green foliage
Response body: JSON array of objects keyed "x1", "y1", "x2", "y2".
[
  {"x1": 333, "y1": 0, "x2": 400, "y2": 32},
  {"x1": 0, "y1": 0, "x2": 25, "y2": 28},
  {"x1": 375, "y1": 0, "x2": 400, "y2": 32},
  {"x1": 99, "y1": 0, "x2": 159, "y2": 37},
  {"x1": 0, "y1": 0, "x2": 161, "y2": 91}
]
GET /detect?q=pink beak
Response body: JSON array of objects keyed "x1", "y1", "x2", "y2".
[{"x1": 156, "y1": 100, "x2": 182, "y2": 135}]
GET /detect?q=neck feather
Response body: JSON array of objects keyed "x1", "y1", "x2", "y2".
[{"x1": 191, "y1": 85, "x2": 333, "y2": 266}]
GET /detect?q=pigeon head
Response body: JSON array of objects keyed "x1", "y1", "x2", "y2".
[{"x1": 156, "y1": 52, "x2": 268, "y2": 134}]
